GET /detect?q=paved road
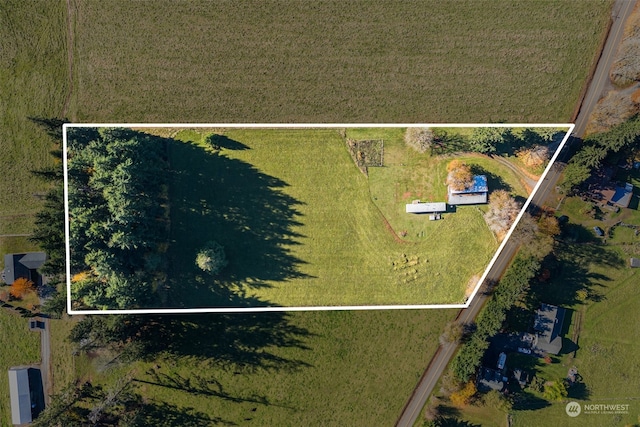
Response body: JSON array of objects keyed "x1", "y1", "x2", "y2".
[
  {"x1": 395, "y1": 2, "x2": 636, "y2": 425},
  {"x1": 573, "y1": 0, "x2": 636, "y2": 138},
  {"x1": 40, "y1": 317, "x2": 52, "y2": 405}
]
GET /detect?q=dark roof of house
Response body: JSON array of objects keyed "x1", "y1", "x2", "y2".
[
  {"x1": 8, "y1": 367, "x2": 32, "y2": 425},
  {"x1": 533, "y1": 303, "x2": 565, "y2": 355},
  {"x1": 477, "y1": 367, "x2": 505, "y2": 392},
  {"x1": 3, "y1": 252, "x2": 46, "y2": 284}
]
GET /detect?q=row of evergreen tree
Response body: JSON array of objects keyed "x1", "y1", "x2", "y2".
[
  {"x1": 66, "y1": 127, "x2": 169, "y2": 309},
  {"x1": 561, "y1": 115, "x2": 640, "y2": 192},
  {"x1": 29, "y1": 121, "x2": 170, "y2": 311}
]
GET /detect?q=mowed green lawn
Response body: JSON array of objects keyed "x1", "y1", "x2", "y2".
[
  {"x1": 362, "y1": 128, "x2": 530, "y2": 241},
  {"x1": 71, "y1": 1, "x2": 612, "y2": 123},
  {"x1": 60, "y1": 309, "x2": 455, "y2": 427},
  {"x1": 161, "y1": 128, "x2": 507, "y2": 307},
  {"x1": 0, "y1": 310, "x2": 41, "y2": 426}
]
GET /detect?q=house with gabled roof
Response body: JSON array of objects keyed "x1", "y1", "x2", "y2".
[
  {"x1": 447, "y1": 175, "x2": 488, "y2": 205},
  {"x1": 532, "y1": 303, "x2": 565, "y2": 355},
  {"x1": 2, "y1": 252, "x2": 46, "y2": 286},
  {"x1": 477, "y1": 366, "x2": 506, "y2": 392},
  {"x1": 8, "y1": 367, "x2": 33, "y2": 425}
]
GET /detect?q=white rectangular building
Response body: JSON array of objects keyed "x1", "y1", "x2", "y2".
[
  {"x1": 405, "y1": 202, "x2": 447, "y2": 214},
  {"x1": 8, "y1": 368, "x2": 32, "y2": 425}
]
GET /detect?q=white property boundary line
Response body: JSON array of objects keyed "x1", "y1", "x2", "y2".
[{"x1": 63, "y1": 123, "x2": 575, "y2": 315}]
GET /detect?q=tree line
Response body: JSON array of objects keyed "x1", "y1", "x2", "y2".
[
  {"x1": 27, "y1": 118, "x2": 68, "y2": 315},
  {"x1": 404, "y1": 126, "x2": 560, "y2": 156},
  {"x1": 561, "y1": 115, "x2": 640, "y2": 192},
  {"x1": 66, "y1": 127, "x2": 169, "y2": 309}
]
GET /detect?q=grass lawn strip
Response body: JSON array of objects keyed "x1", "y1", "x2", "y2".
[
  {"x1": 0, "y1": 0, "x2": 68, "y2": 234},
  {"x1": 67, "y1": 310, "x2": 454, "y2": 426}
]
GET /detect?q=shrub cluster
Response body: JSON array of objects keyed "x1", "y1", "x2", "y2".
[
  {"x1": 404, "y1": 127, "x2": 434, "y2": 153},
  {"x1": 196, "y1": 241, "x2": 228, "y2": 275}
]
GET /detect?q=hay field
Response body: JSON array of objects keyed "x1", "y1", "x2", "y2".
[{"x1": 71, "y1": 0, "x2": 612, "y2": 123}]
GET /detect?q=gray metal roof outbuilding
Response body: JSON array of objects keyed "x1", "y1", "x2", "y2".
[{"x1": 8, "y1": 367, "x2": 32, "y2": 425}]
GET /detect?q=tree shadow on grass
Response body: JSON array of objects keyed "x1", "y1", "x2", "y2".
[
  {"x1": 567, "y1": 380, "x2": 590, "y2": 400},
  {"x1": 131, "y1": 400, "x2": 235, "y2": 426},
  {"x1": 121, "y1": 312, "x2": 314, "y2": 372},
  {"x1": 526, "y1": 239, "x2": 622, "y2": 308},
  {"x1": 512, "y1": 392, "x2": 550, "y2": 411},
  {"x1": 207, "y1": 134, "x2": 250, "y2": 151},
  {"x1": 165, "y1": 138, "x2": 311, "y2": 308},
  {"x1": 70, "y1": 300, "x2": 314, "y2": 415},
  {"x1": 133, "y1": 369, "x2": 295, "y2": 410},
  {"x1": 562, "y1": 223, "x2": 598, "y2": 244},
  {"x1": 440, "y1": 416, "x2": 481, "y2": 427}
]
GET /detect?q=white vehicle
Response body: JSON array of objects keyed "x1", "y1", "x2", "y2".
[{"x1": 517, "y1": 347, "x2": 531, "y2": 354}]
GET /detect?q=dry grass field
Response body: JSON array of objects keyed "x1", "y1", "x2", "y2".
[{"x1": 70, "y1": 0, "x2": 612, "y2": 123}]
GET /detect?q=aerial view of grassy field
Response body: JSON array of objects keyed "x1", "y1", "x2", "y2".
[
  {"x1": 68, "y1": 126, "x2": 535, "y2": 309},
  {"x1": 0, "y1": 5, "x2": 67, "y2": 421},
  {"x1": 0, "y1": 0, "x2": 625, "y2": 425},
  {"x1": 69, "y1": 0, "x2": 612, "y2": 123},
  {"x1": 48, "y1": 309, "x2": 455, "y2": 426},
  {"x1": 0, "y1": 0, "x2": 67, "y2": 235}
]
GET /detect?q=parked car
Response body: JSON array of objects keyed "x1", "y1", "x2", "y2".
[
  {"x1": 517, "y1": 347, "x2": 532, "y2": 354},
  {"x1": 593, "y1": 226, "x2": 604, "y2": 237},
  {"x1": 29, "y1": 320, "x2": 45, "y2": 330}
]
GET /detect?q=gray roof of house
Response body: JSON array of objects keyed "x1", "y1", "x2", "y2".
[
  {"x1": 447, "y1": 175, "x2": 489, "y2": 205},
  {"x1": 447, "y1": 192, "x2": 488, "y2": 205},
  {"x1": 533, "y1": 303, "x2": 565, "y2": 355},
  {"x1": 8, "y1": 368, "x2": 32, "y2": 424},
  {"x1": 2, "y1": 252, "x2": 46, "y2": 284},
  {"x1": 477, "y1": 367, "x2": 505, "y2": 392},
  {"x1": 18, "y1": 252, "x2": 47, "y2": 269},
  {"x1": 630, "y1": 258, "x2": 640, "y2": 268},
  {"x1": 610, "y1": 185, "x2": 633, "y2": 208}
]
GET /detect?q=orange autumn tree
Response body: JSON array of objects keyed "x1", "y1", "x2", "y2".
[
  {"x1": 450, "y1": 381, "x2": 477, "y2": 406},
  {"x1": 10, "y1": 278, "x2": 35, "y2": 299},
  {"x1": 446, "y1": 160, "x2": 474, "y2": 191}
]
